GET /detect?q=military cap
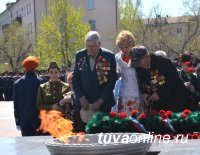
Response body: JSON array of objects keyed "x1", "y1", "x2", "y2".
[
  {"x1": 48, "y1": 62, "x2": 60, "y2": 71},
  {"x1": 129, "y1": 45, "x2": 148, "y2": 67}
]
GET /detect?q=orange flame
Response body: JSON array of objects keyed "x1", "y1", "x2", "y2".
[{"x1": 38, "y1": 110, "x2": 85, "y2": 143}]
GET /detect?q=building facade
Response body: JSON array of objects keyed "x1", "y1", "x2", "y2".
[{"x1": 0, "y1": 0, "x2": 118, "y2": 52}]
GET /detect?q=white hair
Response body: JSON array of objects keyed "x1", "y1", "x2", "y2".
[
  {"x1": 85, "y1": 31, "x2": 100, "y2": 42},
  {"x1": 155, "y1": 50, "x2": 167, "y2": 57}
]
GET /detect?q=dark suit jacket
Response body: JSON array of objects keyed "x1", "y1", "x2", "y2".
[
  {"x1": 72, "y1": 48, "x2": 117, "y2": 112},
  {"x1": 136, "y1": 54, "x2": 192, "y2": 112}
]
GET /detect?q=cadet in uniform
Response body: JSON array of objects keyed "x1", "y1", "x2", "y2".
[
  {"x1": 129, "y1": 45, "x2": 192, "y2": 112},
  {"x1": 2, "y1": 71, "x2": 14, "y2": 101},
  {"x1": 36, "y1": 62, "x2": 70, "y2": 112},
  {"x1": 13, "y1": 56, "x2": 43, "y2": 136},
  {"x1": 0, "y1": 74, "x2": 4, "y2": 101}
]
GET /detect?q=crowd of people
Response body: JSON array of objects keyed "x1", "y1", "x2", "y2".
[
  {"x1": 4, "y1": 30, "x2": 200, "y2": 136},
  {"x1": 0, "y1": 68, "x2": 69, "y2": 101}
]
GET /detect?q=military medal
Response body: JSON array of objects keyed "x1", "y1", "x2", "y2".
[{"x1": 95, "y1": 55, "x2": 111, "y2": 84}]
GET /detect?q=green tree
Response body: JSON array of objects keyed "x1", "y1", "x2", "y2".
[
  {"x1": 0, "y1": 21, "x2": 31, "y2": 72},
  {"x1": 35, "y1": 0, "x2": 90, "y2": 69},
  {"x1": 118, "y1": 0, "x2": 142, "y2": 34},
  {"x1": 184, "y1": 0, "x2": 200, "y2": 55}
]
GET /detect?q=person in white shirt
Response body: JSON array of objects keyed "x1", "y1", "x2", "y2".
[{"x1": 115, "y1": 30, "x2": 144, "y2": 115}]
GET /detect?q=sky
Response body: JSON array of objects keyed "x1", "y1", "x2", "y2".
[
  {"x1": 0, "y1": 0, "x2": 16, "y2": 13},
  {"x1": 142, "y1": 0, "x2": 184, "y2": 17},
  {"x1": 0, "y1": 0, "x2": 185, "y2": 17}
]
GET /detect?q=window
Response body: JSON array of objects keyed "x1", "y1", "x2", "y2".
[
  {"x1": 27, "y1": 4, "x2": 28, "y2": 15},
  {"x1": 29, "y1": 2, "x2": 31, "y2": 14},
  {"x1": 87, "y1": 0, "x2": 95, "y2": 10},
  {"x1": 27, "y1": 23, "x2": 32, "y2": 35},
  {"x1": 89, "y1": 20, "x2": 96, "y2": 30},
  {"x1": 30, "y1": 23, "x2": 32, "y2": 34},
  {"x1": 24, "y1": 6, "x2": 26, "y2": 16},
  {"x1": 28, "y1": 24, "x2": 30, "y2": 35},
  {"x1": 18, "y1": 9, "x2": 20, "y2": 17},
  {"x1": 21, "y1": 8, "x2": 23, "y2": 17}
]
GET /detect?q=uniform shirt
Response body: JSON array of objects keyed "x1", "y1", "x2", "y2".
[
  {"x1": 36, "y1": 80, "x2": 70, "y2": 111},
  {"x1": 89, "y1": 52, "x2": 98, "y2": 71}
]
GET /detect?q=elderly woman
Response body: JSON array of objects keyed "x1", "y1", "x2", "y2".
[
  {"x1": 115, "y1": 30, "x2": 144, "y2": 115},
  {"x1": 36, "y1": 62, "x2": 70, "y2": 113}
]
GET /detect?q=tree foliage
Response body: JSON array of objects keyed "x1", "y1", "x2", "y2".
[
  {"x1": 0, "y1": 21, "x2": 31, "y2": 72},
  {"x1": 35, "y1": 0, "x2": 90, "y2": 70},
  {"x1": 184, "y1": 0, "x2": 200, "y2": 56},
  {"x1": 118, "y1": 0, "x2": 142, "y2": 33},
  {"x1": 141, "y1": 1, "x2": 200, "y2": 57},
  {"x1": 118, "y1": 0, "x2": 200, "y2": 58}
]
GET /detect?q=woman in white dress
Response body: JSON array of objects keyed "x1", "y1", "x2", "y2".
[{"x1": 115, "y1": 30, "x2": 144, "y2": 115}]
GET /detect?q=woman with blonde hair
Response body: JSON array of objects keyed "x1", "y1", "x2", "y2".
[{"x1": 115, "y1": 30, "x2": 144, "y2": 115}]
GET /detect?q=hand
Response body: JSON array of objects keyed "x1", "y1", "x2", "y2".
[
  {"x1": 80, "y1": 96, "x2": 90, "y2": 110},
  {"x1": 147, "y1": 92, "x2": 159, "y2": 103},
  {"x1": 92, "y1": 99, "x2": 104, "y2": 111},
  {"x1": 184, "y1": 82, "x2": 195, "y2": 93},
  {"x1": 51, "y1": 104, "x2": 65, "y2": 113},
  {"x1": 16, "y1": 125, "x2": 21, "y2": 131},
  {"x1": 59, "y1": 96, "x2": 71, "y2": 106},
  {"x1": 142, "y1": 93, "x2": 149, "y2": 105}
]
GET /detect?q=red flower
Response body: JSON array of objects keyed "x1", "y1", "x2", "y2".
[
  {"x1": 192, "y1": 134, "x2": 199, "y2": 139},
  {"x1": 181, "y1": 112, "x2": 187, "y2": 119},
  {"x1": 110, "y1": 112, "x2": 117, "y2": 117},
  {"x1": 138, "y1": 113, "x2": 147, "y2": 119},
  {"x1": 166, "y1": 111, "x2": 172, "y2": 118},
  {"x1": 187, "y1": 133, "x2": 193, "y2": 139},
  {"x1": 183, "y1": 109, "x2": 192, "y2": 115},
  {"x1": 97, "y1": 56, "x2": 103, "y2": 61},
  {"x1": 184, "y1": 61, "x2": 190, "y2": 66},
  {"x1": 186, "y1": 67, "x2": 195, "y2": 73},
  {"x1": 96, "y1": 56, "x2": 103, "y2": 64},
  {"x1": 130, "y1": 110, "x2": 139, "y2": 116},
  {"x1": 151, "y1": 133, "x2": 156, "y2": 138},
  {"x1": 159, "y1": 110, "x2": 166, "y2": 116},
  {"x1": 169, "y1": 134, "x2": 174, "y2": 140},
  {"x1": 161, "y1": 113, "x2": 168, "y2": 120},
  {"x1": 118, "y1": 112, "x2": 127, "y2": 119},
  {"x1": 177, "y1": 134, "x2": 184, "y2": 139}
]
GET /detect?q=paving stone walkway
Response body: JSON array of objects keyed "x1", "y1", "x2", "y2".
[{"x1": 0, "y1": 101, "x2": 21, "y2": 137}]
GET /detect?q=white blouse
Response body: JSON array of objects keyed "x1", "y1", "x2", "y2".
[
  {"x1": 116, "y1": 52, "x2": 140, "y2": 97},
  {"x1": 115, "y1": 51, "x2": 143, "y2": 113}
]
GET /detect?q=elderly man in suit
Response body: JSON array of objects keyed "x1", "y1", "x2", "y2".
[
  {"x1": 129, "y1": 45, "x2": 192, "y2": 112},
  {"x1": 72, "y1": 31, "x2": 117, "y2": 127}
]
